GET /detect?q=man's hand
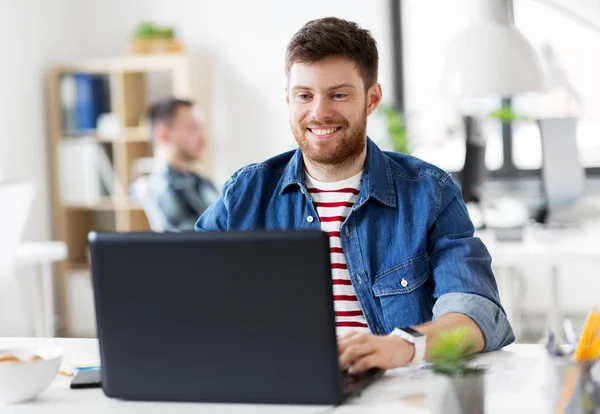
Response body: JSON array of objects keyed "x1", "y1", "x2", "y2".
[{"x1": 337, "y1": 332, "x2": 415, "y2": 374}]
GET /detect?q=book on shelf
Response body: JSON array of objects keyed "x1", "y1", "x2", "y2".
[
  {"x1": 58, "y1": 138, "x2": 123, "y2": 206},
  {"x1": 60, "y1": 73, "x2": 110, "y2": 136}
]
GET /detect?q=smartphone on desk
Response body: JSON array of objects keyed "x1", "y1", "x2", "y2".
[{"x1": 70, "y1": 369, "x2": 102, "y2": 389}]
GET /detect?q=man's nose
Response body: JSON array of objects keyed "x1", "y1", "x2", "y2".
[{"x1": 309, "y1": 96, "x2": 335, "y2": 122}]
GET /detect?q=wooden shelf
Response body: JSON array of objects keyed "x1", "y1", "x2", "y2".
[
  {"x1": 64, "y1": 197, "x2": 144, "y2": 212},
  {"x1": 62, "y1": 127, "x2": 150, "y2": 143},
  {"x1": 69, "y1": 262, "x2": 90, "y2": 271},
  {"x1": 48, "y1": 54, "x2": 212, "y2": 336},
  {"x1": 55, "y1": 54, "x2": 195, "y2": 75}
]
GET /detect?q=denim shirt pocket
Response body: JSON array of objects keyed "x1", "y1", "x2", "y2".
[{"x1": 371, "y1": 254, "x2": 431, "y2": 331}]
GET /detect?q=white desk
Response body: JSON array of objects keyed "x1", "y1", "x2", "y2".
[
  {"x1": 15, "y1": 242, "x2": 68, "y2": 338},
  {"x1": 479, "y1": 224, "x2": 600, "y2": 340},
  {"x1": 0, "y1": 337, "x2": 555, "y2": 413}
]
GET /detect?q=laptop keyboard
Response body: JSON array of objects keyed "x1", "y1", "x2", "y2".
[{"x1": 340, "y1": 368, "x2": 385, "y2": 397}]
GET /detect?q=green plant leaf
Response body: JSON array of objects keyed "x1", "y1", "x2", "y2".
[
  {"x1": 156, "y1": 27, "x2": 175, "y2": 39},
  {"x1": 428, "y1": 327, "x2": 480, "y2": 376},
  {"x1": 489, "y1": 105, "x2": 530, "y2": 123},
  {"x1": 134, "y1": 22, "x2": 158, "y2": 39},
  {"x1": 379, "y1": 105, "x2": 408, "y2": 154}
]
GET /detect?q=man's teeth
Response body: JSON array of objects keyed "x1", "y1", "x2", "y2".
[{"x1": 311, "y1": 128, "x2": 338, "y2": 136}]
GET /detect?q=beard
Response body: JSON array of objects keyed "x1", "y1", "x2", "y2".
[
  {"x1": 175, "y1": 145, "x2": 202, "y2": 164},
  {"x1": 291, "y1": 107, "x2": 368, "y2": 168}
]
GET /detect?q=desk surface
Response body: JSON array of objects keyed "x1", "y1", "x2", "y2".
[
  {"x1": 0, "y1": 337, "x2": 554, "y2": 414},
  {"x1": 478, "y1": 224, "x2": 600, "y2": 264},
  {"x1": 15, "y1": 241, "x2": 67, "y2": 267}
]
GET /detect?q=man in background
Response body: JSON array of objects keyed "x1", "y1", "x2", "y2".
[{"x1": 144, "y1": 98, "x2": 218, "y2": 232}]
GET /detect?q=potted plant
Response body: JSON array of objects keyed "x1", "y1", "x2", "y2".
[
  {"x1": 380, "y1": 105, "x2": 408, "y2": 154},
  {"x1": 129, "y1": 22, "x2": 184, "y2": 55},
  {"x1": 427, "y1": 327, "x2": 485, "y2": 414}
]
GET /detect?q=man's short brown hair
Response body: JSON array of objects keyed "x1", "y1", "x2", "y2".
[{"x1": 285, "y1": 17, "x2": 379, "y2": 89}]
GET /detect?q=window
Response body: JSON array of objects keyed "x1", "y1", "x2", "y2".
[{"x1": 398, "y1": 0, "x2": 600, "y2": 178}]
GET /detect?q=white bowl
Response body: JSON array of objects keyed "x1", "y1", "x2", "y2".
[{"x1": 0, "y1": 348, "x2": 62, "y2": 404}]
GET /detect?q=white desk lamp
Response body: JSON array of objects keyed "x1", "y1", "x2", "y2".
[
  {"x1": 438, "y1": 0, "x2": 546, "y2": 228},
  {"x1": 439, "y1": 0, "x2": 546, "y2": 98}
]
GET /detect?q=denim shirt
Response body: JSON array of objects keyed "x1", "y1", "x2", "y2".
[{"x1": 196, "y1": 138, "x2": 515, "y2": 351}]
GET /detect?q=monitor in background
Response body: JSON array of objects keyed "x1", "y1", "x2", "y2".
[
  {"x1": 539, "y1": 117, "x2": 584, "y2": 210},
  {"x1": 537, "y1": 117, "x2": 600, "y2": 224},
  {"x1": 460, "y1": 115, "x2": 487, "y2": 205}
]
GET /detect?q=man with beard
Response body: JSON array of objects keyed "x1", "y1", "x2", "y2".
[
  {"x1": 196, "y1": 17, "x2": 514, "y2": 373},
  {"x1": 144, "y1": 98, "x2": 218, "y2": 232}
]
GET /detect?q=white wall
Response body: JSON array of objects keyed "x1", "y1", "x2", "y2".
[
  {"x1": 0, "y1": 0, "x2": 394, "y2": 242},
  {"x1": 0, "y1": 0, "x2": 77, "y2": 335},
  {"x1": 45, "y1": 0, "x2": 395, "y2": 186},
  {"x1": 0, "y1": 0, "x2": 394, "y2": 335}
]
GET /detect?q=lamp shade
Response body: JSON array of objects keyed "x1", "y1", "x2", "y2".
[{"x1": 439, "y1": 21, "x2": 546, "y2": 97}]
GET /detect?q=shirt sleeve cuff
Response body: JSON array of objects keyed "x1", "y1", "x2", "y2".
[{"x1": 432, "y1": 292, "x2": 515, "y2": 352}]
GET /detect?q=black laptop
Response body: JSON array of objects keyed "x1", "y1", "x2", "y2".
[{"x1": 88, "y1": 230, "x2": 383, "y2": 405}]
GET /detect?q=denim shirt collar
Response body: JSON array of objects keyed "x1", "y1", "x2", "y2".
[{"x1": 279, "y1": 137, "x2": 397, "y2": 208}]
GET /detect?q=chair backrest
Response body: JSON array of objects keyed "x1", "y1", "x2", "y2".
[
  {"x1": 0, "y1": 180, "x2": 35, "y2": 336},
  {"x1": 0, "y1": 180, "x2": 35, "y2": 278},
  {"x1": 131, "y1": 176, "x2": 164, "y2": 232}
]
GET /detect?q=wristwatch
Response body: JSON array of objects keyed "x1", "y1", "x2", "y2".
[{"x1": 389, "y1": 327, "x2": 427, "y2": 365}]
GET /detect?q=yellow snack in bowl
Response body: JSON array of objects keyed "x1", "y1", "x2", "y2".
[{"x1": 0, "y1": 354, "x2": 21, "y2": 363}]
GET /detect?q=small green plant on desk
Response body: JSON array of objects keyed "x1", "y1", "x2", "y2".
[
  {"x1": 427, "y1": 327, "x2": 485, "y2": 414},
  {"x1": 429, "y1": 327, "x2": 481, "y2": 376}
]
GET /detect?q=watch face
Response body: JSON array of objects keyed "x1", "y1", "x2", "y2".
[{"x1": 402, "y1": 327, "x2": 425, "y2": 337}]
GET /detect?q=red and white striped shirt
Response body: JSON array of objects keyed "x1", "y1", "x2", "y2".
[{"x1": 305, "y1": 170, "x2": 370, "y2": 336}]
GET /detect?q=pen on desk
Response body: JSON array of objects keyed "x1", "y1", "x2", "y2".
[
  {"x1": 574, "y1": 309, "x2": 600, "y2": 362},
  {"x1": 563, "y1": 319, "x2": 577, "y2": 347},
  {"x1": 545, "y1": 329, "x2": 562, "y2": 357}
]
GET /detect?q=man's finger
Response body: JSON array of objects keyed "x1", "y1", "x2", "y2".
[
  {"x1": 338, "y1": 332, "x2": 369, "y2": 353},
  {"x1": 349, "y1": 354, "x2": 379, "y2": 375},
  {"x1": 338, "y1": 340, "x2": 376, "y2": 369}
]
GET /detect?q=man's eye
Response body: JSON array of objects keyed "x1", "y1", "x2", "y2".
[
  {"x1": 332, "y1": 93, "x2": 347, "y2": 99},
  {"x1": 298, "y1": 94, "x2": 311, "y2": 100}
]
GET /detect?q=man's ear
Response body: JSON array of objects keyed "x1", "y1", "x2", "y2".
[
  {"x1": 153, "y1": 125, "x2": 170, "y2": 144},
  {"x1": 285, "y1": 87, "x2": 290, "y2": 105},
  {"x1": 366, "y1": 82, "x2": 383, "y2": 116}
]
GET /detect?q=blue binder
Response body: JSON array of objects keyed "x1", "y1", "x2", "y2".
[{"x1": 75, "y1": 74, "x2": 109, "y2": 131}]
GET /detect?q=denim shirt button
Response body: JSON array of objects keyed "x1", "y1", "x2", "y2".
[
  {"x1": 345, "y1": 227, "x2": 350, "y2": 236},
  {"x1": 306, "y1": 215, "x2": 314, "y2": 223},
  {"x1": 356, "y1": 274, "x2": 362, "y2": 283},
  {"x1": 401, "y1": 278, "x2": 408, "y2": 288}
]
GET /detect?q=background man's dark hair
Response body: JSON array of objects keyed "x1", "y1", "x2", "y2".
[
  {"x1": 146, "y1": 98, "x2": 193, "y2": 145},
  {"x1": 146, "y1": 97, "x2": 193, "y2": 129},
  {"x1": 285, "y1": 17, "x2": 379, "y2": 89}
]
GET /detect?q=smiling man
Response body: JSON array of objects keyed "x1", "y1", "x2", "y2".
[{"x1": 196, "y1": 17, "x2": 514, "y2": 374}]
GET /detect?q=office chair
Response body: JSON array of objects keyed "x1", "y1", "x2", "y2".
[
  {"x1": 131, "y1": 176, "x2": 164, "y2": 232},
  {"x1": 0, "y1": 180, "x2": 35, "y2": 335}
]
